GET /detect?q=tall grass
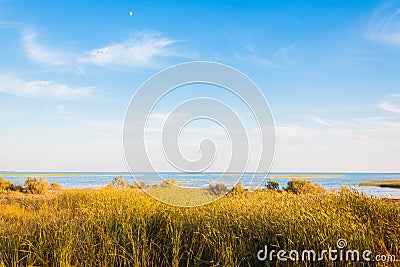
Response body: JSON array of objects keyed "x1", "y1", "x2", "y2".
[{"x1": 0, "y1": 187, "x2": 399, "y2": 266}]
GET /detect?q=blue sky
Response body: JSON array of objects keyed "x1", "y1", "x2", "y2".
[{"x1": 1, "y1": 0, "x2": 400, "y2": 172}]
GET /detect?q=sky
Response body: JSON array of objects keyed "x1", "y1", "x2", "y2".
[{"x1": 1, "y1": 0, "x2": 400, "y2": 172}]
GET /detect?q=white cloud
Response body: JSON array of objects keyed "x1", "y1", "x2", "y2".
[
  {"x1": 22, "y1": 30, "x2": 72, "y2": 66},
  {"x1": 0, "y1": 118, "x2": 124, "y2": 172},
  {"x1": 306, "y1": 114, "x2": 349, "y2": 127},
  {"x1": 273, "y1": 117, "x2": 400, "y2": 172},
  {"x1": 378, "y1": 101, "x2": 400, "y2": 113},
  {"x1": 79, "y1": 31, "x2": 179, "y2": 68},
  {"x1": 11, "y1": 26, "x2": 182, "y2": 70},
  {"x1": 306, "y1": 114, "x2": 335, "y2": 127},
  {"x1": 0, "y1": 75, "x2": 93, "y2": 99},
  {"x1": 354, "y1": 116, "x2": 394, "y2": 123},
  {"x1": 367, "y1": 2, "x2": 400, "y2": 46}
]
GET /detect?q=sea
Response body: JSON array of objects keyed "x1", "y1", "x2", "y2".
[{"x1": 1, "y1": 172, "x2": 400, "y2": 198}]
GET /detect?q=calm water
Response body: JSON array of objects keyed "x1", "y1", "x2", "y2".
[{"x1": 1, "y1": 172, "x2": 400, "y2": 198}]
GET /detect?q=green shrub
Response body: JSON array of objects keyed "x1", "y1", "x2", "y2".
[
  {"x1": 285, "y1": 178, "x2": 326, "y2": 194},
  {"x1": 266, "y1": 178, "x2": 279, "y2": 190},
  {"x1": 0, "y1": 177, "x2": 13, "y2": 193},
  {"x1": 0, "y1": 177, "x2": 22, "y2": 193},
  {"x1": 24, "y1": 177, "x2": 48, "y2": 194},
  {"x1": 0, "y1": 177, "x2": 58, "y2": 194},
  {"x1": 207, "y1": 183, "x2": 228, "y2": 196}
]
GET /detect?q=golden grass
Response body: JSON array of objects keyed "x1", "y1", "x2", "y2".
[
  {"x1": 360, "y1": 180, "x2": 400, "y2": 189},
  {"x1": 270, "y1": 174, "x2": 344, "y2": 178},
  {"x1": 146, "y1": 185, "x2": 218, "y2": 206},
  {"x1": 0, "y1": 188, "x2": 399, "y2": 266}
]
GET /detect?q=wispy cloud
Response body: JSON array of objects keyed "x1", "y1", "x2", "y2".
[
  {"x1": 79, "y1": 31, "x2": 180, "y2": 69},
  {"x1": 377, "y1": 92, "x2": 400, "y2": 113},
  {"x1": 3, "y1": 25, "x2": 182, "y2": 71},
  {"x1": 274, "y1": 42, "x2": 296, "y2": 63},
  {"x1": 378, "y1": 101, "x2": 400, "y2": 113},
  {"x1": 354, "y1": 116, "x2": 394, "y2": 124},
  {"x1": 306, "y1": 114, "x2": 335, "y2": 127},
  {"x1": 233, "y1": 45, "x2": 281, "y2": 68},
  {"x1": 274, "y1": 116, "x2": 400, "y2": 172},
  {"x1": 0, "y1": 75, "x2": 93, "y2": 99},
  {"x1": 367, "y1": 1, "x2": 400, "y2": 46},
  {"x1": 22, "y1": 30, "x2": 73, "y2": 66},
  {"x1": 306, "y1": 114, "x2": 348, "y2": 127}
]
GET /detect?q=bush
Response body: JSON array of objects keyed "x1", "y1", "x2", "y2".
[
  {"x1": 0, "y1": 177, "x2": 15, "y2": 193},
  {"x1": 266, "y1": 178, "x2": 279, "y2": 190},
  {"x1": 285, "y1": 178, "x2": 326, "y2": 195},
  {"x1": 208, "y1": 183, "x2": 228, "y2": 196},
  {"x1": 107, "y1": 175, "x2": 130, "y2": 189},
  {"x1": 24, "y1": 177, "x2": 48, "y2": 194},
  {"x1": 228, "y1": 182, "x2": 246, "y2": 195},
  {"x1": 0, "y1": 177, "x2": 58, "y2": 194},
  {"x1": 160, "y1": 179, "x2": 177, "y2": 187}
]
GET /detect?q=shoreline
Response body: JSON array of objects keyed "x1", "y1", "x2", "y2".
[{"x1": 2, "y1": 174, "x2": 400, "y2": 199}]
